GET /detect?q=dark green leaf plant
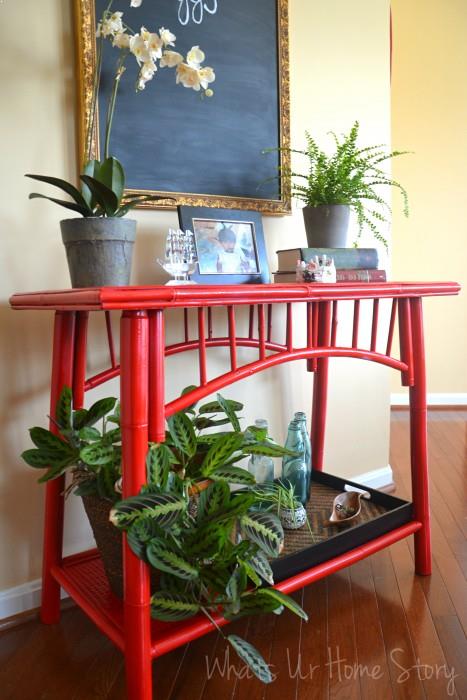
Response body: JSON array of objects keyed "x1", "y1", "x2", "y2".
[
  {"x1": 21, "y1": 387, "x2": 122, "y2": 501},
  {"x1": 110, "y1": 389, "x2": 305, "y2": 683}
]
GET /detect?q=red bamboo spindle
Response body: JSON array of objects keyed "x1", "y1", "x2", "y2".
[
  {"x1": 148, "y1": 310, "x2": 166, "y2": 443},
  {"x1": 386, "y1": 298, "x2": 397, "y2": 357},
  {"x1": 105, "y1": 311, "x2": 117, "y2": 368},
  {"x1": 398, "y1": 298, "x2": 414, "y2": 386},
  {"x1": 286, "y1": 303, "x2": 293, "y2": 351},
  {"x1": 258, "y1": 304, "x2": 265, "y2": 360},
  {"x1": 41, "y1": 311, "x2": 76, "y2": 625},
  {"x1": 198, "y1": 307, "x2": 207, "y2": 386},
  {"x1": 227, "y1": 305, "x2": 237, "y2": 371},
  {"x1": 352, "y1": 300, "x2": 360, "y2": 348},
  {"x1": 370, "y1": 299, "x2": 379, "y2": 352},
  {"x1": 120, "y1": 310, "x2": 152, "y2": 700}
]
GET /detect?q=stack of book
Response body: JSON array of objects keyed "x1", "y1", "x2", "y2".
[{"x1": 273, "y1": 247, "x2": 387, "y2": 283}]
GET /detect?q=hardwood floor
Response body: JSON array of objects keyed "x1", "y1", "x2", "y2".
[{"x1": 1, "y1": 410, "x2": 466, "y2": 699}]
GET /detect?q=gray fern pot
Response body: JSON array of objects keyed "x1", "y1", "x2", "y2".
[
  {"x1": 302, "y1": 205, "x2": 350, "y2": 248},
  {"x1": 61, "y1": 217, "x2": 136, "y2": 288}
]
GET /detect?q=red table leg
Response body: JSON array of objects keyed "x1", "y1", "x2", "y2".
[
  {"x1": 311, "y1": 301, "x2": 332, "y2": 471},
  {"x1": 120, "y1": 310, "x2": 152, "y2": 700},
  {"x1": 409, "y1": 298, "x2": 431, "y2": 575},
  {"x1": 41, "y1": 311, "x2": 76, "y2": 624}
]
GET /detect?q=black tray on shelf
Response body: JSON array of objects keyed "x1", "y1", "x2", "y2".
[{"x1": 271, "y1": 470, "x2": 413, "y2": 582}]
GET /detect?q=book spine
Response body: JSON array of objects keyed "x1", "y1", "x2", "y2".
[
  {"x1": 300, "y1": 248, "x2": 379, "y2": 270},
  {"x1": 336, "y1": 269, "x2": 386, "y2": 282}
]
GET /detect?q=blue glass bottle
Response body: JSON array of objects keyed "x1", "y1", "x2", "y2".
[
  {"x1": 294, "y1": 411, "x2": 312, "y2": 500},
  {"x1": 247, "y1": 419, "x2": 275, "y2": 484},
  {"x1": 281, "y1": 419, "x2": 308, "y2": 505}
]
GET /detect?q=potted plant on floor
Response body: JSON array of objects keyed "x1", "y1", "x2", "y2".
[
  {"x1": 264, "y1": 121, "x2": 409, "y2": 250},
  {"x1": 26, "y1": 3, "x2": 215, "y2": 287},
  {"x1": 22, "y1": 388, "x2": 301, "y2": 683}
]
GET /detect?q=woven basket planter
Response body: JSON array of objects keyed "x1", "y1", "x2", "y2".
[
  {"x1": 82, "y1": 495, "x2": 159, "y2": 598},
  {"x1": 81, "y1": 479, "x2": 212, "y2": 598}
]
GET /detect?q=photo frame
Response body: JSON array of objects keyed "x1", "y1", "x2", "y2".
[
  {"x1": 74, "y1": 0, "x2": 291, "y2": 214},
  {"x1": 177, "y1": 207, "x2": 270, "y2": 284}
]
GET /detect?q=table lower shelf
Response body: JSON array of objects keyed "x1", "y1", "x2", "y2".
[{"x1": 51, "y1": 519, "x2": 422, "y2": 659}]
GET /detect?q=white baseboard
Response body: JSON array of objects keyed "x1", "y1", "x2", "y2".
[
  {"x1": 0, "y1": 578, "x2": 68, "y2": 621},
  {"x1": 349, "y1": 465, "x2": 394, "y2": 491},
  {"x1": 391, "y1": 392, "x2": 467, "y2": 407}
]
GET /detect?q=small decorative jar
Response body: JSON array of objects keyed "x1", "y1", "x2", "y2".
[{"x1": 279, "y1": 504, "x2": 307, "y2": 530}]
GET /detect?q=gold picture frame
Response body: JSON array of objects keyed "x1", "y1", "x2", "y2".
[{"x1": 74, "y1": 0, "x2": 291, "y2": 214}]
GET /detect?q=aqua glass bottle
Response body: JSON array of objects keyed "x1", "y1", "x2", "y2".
[
  {"x1": 281, "y1": 418, "x2": 308, "y2": 505},
  {"x1": 294, "y1": 411, "x2": 312, "y2": 500},
  {"x1": 247, "y1": 419, "x2": 275, "y2": 484}
]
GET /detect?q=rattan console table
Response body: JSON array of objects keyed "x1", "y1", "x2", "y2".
[{"x1": 10, "y1": 281, "x2": 460, "y2": 699}]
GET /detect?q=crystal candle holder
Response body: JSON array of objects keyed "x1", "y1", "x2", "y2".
[{"x1": 157, "y1": 228, "x2": 198, "y2": 285}]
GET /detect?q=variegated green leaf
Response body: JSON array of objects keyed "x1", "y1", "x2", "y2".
[
  {"x1": 216, "y1": 393, "x2": 241, "y2": 431},
  {"x1": 28, "y1": 427, "x2": 72, "y2": 455},
  {"x1": 248, "y1": 550, "x2": 274, "y2": 585},
  {"x1": 38, "y1": 457, "x2": 77, "y2": 483},
  {"x1": 151, "y1": 591, "x2": 199, "y2": 621},
  {"x1": 197, "y1": 480, "x2": 230, "y2": 521},
  {"x1": 78, "y1": 426, "x2": 101, "y2": 441},
  {"x1": 146, "y1": 443, "x2": 177, "y2": 488},
  {"x1": 80, "y1": 442, "x2": 115, "y2": 466},
  {"x1": 167, "y1": 412, "x2": 197, "y2": 457},
  {"x1": 244, "y1": 442, "x2": 298, "y2": 458},
  {"x1": 146, "y1": 542, "x2": 198, "y2": 580},
  {"x1": 240, "y1": 512, "x2": 284, "y2": 558},
  {"x1": 227, "y1": 635, "x2": 273, "y2": 684},
  {"x1": 225, "y1": 566, "x2": 247, "y2": 614},
  {"x1": 85, "y1": 397, "x2": 117, "y2": 427},
  {"x1": 256, "y1": 589, "x2": 308, "y2": 621},
  {"x1": 200, "y1": 433, "x2": 244, "y2": 477},
  {"x1": 185, "y1": 521, "x2": 232, "y2": 558},
  {"x1": 210, "y1": 466, "x2": 256, "y2": 486},
  {"x1": 72, "y1": 408, "x2": 89, "y2": 430},
  {"x1": 241, "y1": 560, "x2": 262, "y2": 588},
  {"x1": 21, "y1": 448, "x2": 62, "y2": 469},
  {"x1": 55, "y1": 386, "x2": 72, "y2": 430},
  {"x1": 110, "y1": 493, "x2": 186, "y2": 529},
  {"x1": 223, "y1": 590, "x2": 282, "y2": 619},
  {"x1": 198, "y1": 398, "x2": 243, "y2": 414}
]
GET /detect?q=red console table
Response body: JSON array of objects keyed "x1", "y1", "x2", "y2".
[{"x1": 10, "y1": 282, "x2": 460, "y2": 700}]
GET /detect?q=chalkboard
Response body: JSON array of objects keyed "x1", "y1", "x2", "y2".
[{"x1": 76, "y1": 0, "x2": 290, "y2": 213}]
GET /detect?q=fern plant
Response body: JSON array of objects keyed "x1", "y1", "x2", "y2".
[{"x1": 265, "y1": 121, "x2": 409, "y2": 248}]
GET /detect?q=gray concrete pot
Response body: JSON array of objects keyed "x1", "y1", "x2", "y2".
[
  {"x1": 302, "y1": 205, "x2": 350, "y2": 248},
  {"x1": 60, "y1": 218, "x2": 136, "y2": 288}
]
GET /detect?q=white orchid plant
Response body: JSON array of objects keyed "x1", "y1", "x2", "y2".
[{"x1": 26, "y1": 0, "x2": 215, "y2": 218}]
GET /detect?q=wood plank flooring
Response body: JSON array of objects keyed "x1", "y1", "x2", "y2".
[{"x1": 1, "y1": 410, "x2": 465, "y2": 699}]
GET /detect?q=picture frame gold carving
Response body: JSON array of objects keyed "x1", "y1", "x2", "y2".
[{"x1": 73, "y1": 0, "x2": 291, "y2": 214}]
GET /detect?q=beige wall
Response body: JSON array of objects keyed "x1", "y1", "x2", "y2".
[
  {"x1": 0, "y1": 0, "x2": 391, "y2": 594},
  {"x1": 391, "y1": 0, "x2": 467, "y2": 397}
]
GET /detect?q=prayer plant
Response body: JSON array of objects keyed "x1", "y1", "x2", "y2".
[{"x1": 22, "y1": 387, "x2": 304, "y2": 682}]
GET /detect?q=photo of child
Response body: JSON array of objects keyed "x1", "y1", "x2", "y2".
[{"x1": 192, "y1": 219, "x2": 260, "y2": 275}]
